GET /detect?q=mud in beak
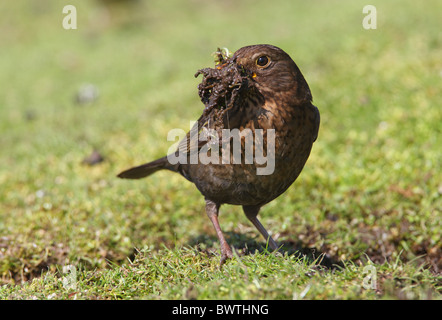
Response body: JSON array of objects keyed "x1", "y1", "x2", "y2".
[{"x1": 216, "y1": 62, "x2": 229, "y2": 70}]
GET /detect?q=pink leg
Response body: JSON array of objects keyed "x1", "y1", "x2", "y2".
[
  {"x1": 205, "y1": 200, "x2": 233, "y2": 264},
  {"x1": 243, "y1": 205, "x2": 279, "y2": 251}
]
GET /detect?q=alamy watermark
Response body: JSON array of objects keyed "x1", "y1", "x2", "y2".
[
  {"x1": 62, "y1": 4, "x2": 377, "y2": 31},
  {"x1": 362, "y1": 5, "x2": 377, "y2": 30},
  {"x1": 362, "y1": 265, "x2": 377, "y2": 290},
  {"x1": 62, "y1": 5, "x2": 77, "y2": 30},
  {"x1": 61, "y1": 264, "x2": 77, "y2": 290},
  {"x1": 166, "y1": 121, "x2": 275, "y2": 176}
]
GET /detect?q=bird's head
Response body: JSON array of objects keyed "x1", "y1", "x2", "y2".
[{"x1": 231, "y1": 44, "x2": 312, "y2": 104}]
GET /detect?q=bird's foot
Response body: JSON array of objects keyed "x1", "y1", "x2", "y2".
[{"x1": 219, "y1": 243, "x2": 233, "y2": 266}]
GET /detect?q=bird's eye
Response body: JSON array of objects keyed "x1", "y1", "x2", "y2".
[{"x1": 256, "y1": 55, "x2": 270, "y2": 67}]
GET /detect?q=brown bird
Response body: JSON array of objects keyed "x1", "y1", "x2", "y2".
[{"x1": 118, "y1": 44, "x2": 320, "y2": 264}]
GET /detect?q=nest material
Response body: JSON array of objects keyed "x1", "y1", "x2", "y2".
[{"x1": 194, "y1": 49, "x2": 251, "y2": 129}]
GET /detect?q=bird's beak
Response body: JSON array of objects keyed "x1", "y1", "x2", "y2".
[{"x1": 216, "y1": 62, "x2": 229, "y2": 70}]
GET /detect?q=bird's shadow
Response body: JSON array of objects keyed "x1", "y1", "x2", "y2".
[{"x1": 187, "y1": 231, "x2": 344, "y2": 270}]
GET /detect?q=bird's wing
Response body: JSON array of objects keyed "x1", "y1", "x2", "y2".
[{"x1": 174, "y1": 113, "x2": 228, "y2": 157}]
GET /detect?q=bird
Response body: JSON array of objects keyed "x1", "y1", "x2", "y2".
[{"x1": 118, "y1": 44, "x2": 320, "y2": 265}]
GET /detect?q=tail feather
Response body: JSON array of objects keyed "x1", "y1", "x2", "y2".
[{"x1": 117, "y1": 156, "x2": 173, "y2": 179}]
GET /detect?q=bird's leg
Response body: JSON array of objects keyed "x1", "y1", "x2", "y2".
[
  {"x1": 205, "y1": 199, "x2": 233, "y2": 264},
  {"x1": 243, "y1": 205, "x2": 279, "y2": 251}
]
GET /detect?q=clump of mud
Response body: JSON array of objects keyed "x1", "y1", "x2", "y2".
[{"x1": 194, "y1": 48, "x2": 251, "y2": 129}]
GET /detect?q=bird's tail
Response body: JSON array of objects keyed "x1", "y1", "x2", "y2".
[{"x1": 117, "y1": 156, "x2": 174, "y2": 179}]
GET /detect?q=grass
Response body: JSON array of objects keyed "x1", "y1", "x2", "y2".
[
  {"x1": 0, "y1": 0, "x2": 441, "y2": 299},
  {"x1": 1, "y1": 246, "x2": 438, "y2": 300}
]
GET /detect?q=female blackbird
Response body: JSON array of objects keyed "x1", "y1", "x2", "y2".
[{"x1": 118, "y1": 44, "x2": 320, "y2": 264}]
